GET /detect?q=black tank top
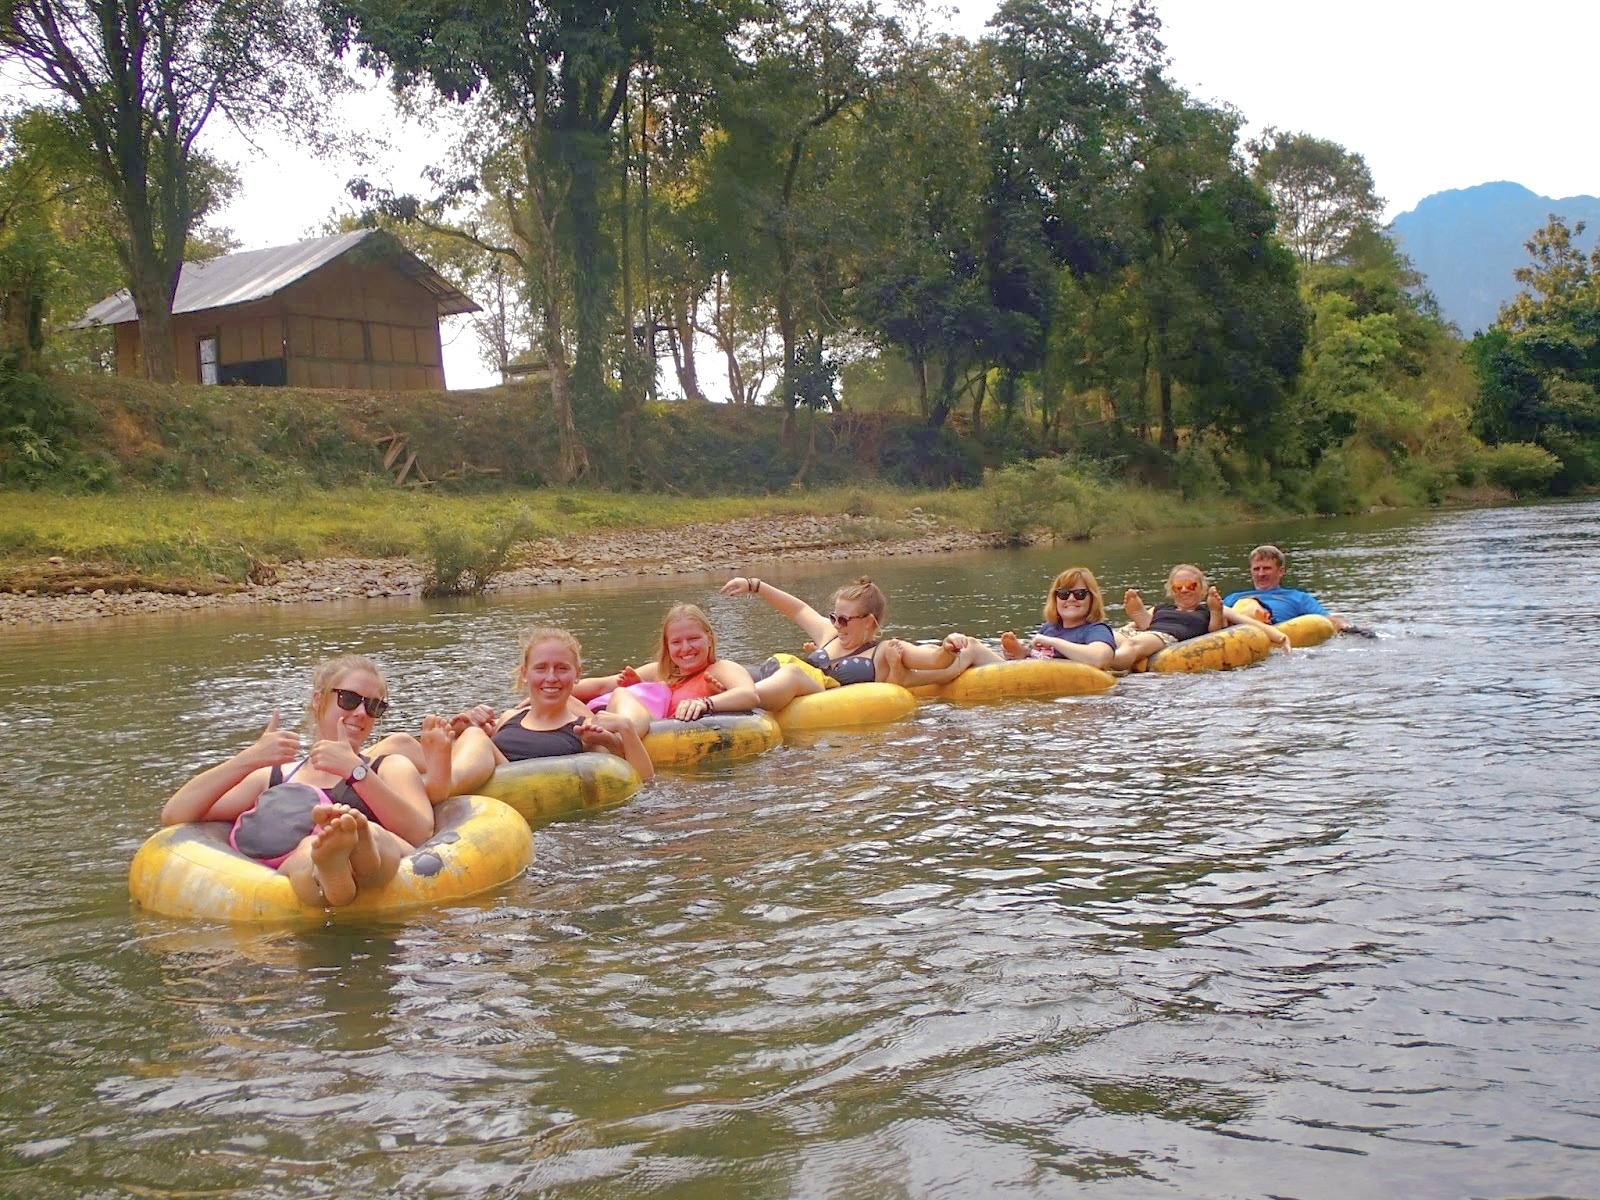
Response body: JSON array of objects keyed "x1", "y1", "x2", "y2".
[
  {"x1": 492, "y1": 715, "x2": 585, "y2": 761},
  {"x1": 268, "y1": 754, "x2": 387, "y2": 824},
  {"x1": 1149, "y1": 604, "x2": 1211, "y2": 641},
  {"x1": 805, "y1": 639, "x2": 880, "y2": 686}
]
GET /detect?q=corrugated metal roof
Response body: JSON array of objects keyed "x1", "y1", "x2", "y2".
[{"x1": 75, "y1": 229, "x2": 481, "y2": 327}]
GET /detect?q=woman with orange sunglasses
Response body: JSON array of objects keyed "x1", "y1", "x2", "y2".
[{"x1": 1111, "y1": 563, "x2": 1288, "y2": 670}]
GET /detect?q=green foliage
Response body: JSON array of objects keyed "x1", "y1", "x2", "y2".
[
  {"x1": 419, "y1": 513, "x2": 537, "y2": 597},
  {"x1": 985, "y1": 458, "x2": 1114, "y2": 542},
  {"x1": 1173, "y1": 432, "x2": 1227, "y2": 500},
  {"x1": 1470, "y1": 216, "x2": 1600, "y2": 493},
  {"x1": 1248, "y1": 128, "x2": 1385, "y2": 265},
  {"x1": 1472, "y1": 441, "x2": 1562, "y2": 496}
]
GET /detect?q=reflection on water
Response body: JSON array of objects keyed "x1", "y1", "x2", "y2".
[{"x1": 2, "y1": 502, "x2": 1598, "y2": 1196}]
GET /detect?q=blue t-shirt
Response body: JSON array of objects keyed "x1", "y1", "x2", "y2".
[
  {"x1": 1222, "y1": 586, "x2": 1328, "y2": 623},
  {"x1": 1034, "y1": 621, "x2": 1116, "y2": 655}
]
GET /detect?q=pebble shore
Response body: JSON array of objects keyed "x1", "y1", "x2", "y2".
[{"x1": 1, "y1": 512, "x2": 1007, "y2": 627}]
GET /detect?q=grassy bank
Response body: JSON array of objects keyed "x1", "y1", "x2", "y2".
[{"x1": 0, "y1": 469, "x2": 1252, "y2": 594}]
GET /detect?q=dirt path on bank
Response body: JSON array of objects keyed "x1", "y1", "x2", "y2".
[{"x1": 1, "y1": 512, "x2": 1008, "y2": 627}]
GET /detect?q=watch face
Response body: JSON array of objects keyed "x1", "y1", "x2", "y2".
[{"x1": 350, "y1": 763, "x2": 367, "y2": 781}]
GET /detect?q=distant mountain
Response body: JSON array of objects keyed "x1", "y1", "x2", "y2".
[{"x1": 1388, "y1": 181, "x2": 1600, "y2": 335}]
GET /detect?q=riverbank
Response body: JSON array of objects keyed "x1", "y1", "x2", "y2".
[{"x1": 0, "y1": 509, "x2": 1009, "y2": 626}]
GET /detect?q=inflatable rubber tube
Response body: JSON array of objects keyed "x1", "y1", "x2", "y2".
[
  {"x1": 773, "y1": 682, "x2": 918, "y2": 733},
  {"x1": 909, "y1": 658, "x2": 1116, "y2": 702},
  {"x1": 643, "y1": 712, "x2": 783, "y2": 767},
  {"x1": 478, "y1": 751, "x2": 643, "y2": 823},
  {"x1": 1278, "y1": 614, "x2": 1337, "y2": 648},
  {"x1": 128, "y1": 795, "x2": 533, "y2": 923},
  {"x1": 1144, "y1": 624, "x2": 1273, "y2": 673}
]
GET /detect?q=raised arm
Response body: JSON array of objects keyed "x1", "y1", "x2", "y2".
[
  {"x1": 161, "y1": 711, "x2": 300, "y2": 825},
  {"x1": 303, "y1": 738, "x2": 435, "y2": 846},
  {"x1": 721, "y1": 576, "x2": 834, "y2": 646}
]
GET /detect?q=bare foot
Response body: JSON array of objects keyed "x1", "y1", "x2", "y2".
[
  {"x1": 309, "y1": 807, "x2": 362, "y2": 906},
  {"x1": 1000, "y1": 630, "x2": 1026, "y2": 659},
  {"x1": 419, "y1": 714, "x2": 455, "y2": 802},
  {"x1": 1123, "y1": 588, "x2": 1147, "y2": 623}
]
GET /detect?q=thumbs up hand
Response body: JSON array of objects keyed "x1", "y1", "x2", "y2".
[{"x1": 247, "y1": 709, "x2": 301, "y2": 768}]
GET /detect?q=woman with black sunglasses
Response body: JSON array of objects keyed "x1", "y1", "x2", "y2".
[
  {"x1": 933, "y1": 566, "x2": 1117, "y2": 672},
  {"x1": 160, "y1": 655, "x2": 434, "y2": 908},
  {"x1": 720, "y1": 574, "x2": 973, "y2": 706}
]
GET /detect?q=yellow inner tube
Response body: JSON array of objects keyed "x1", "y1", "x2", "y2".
[
  {"x1": 128, "y1": 795, "x2": 533, "y2": 924},
  {"x1": 1278, "y1": 613, "x2": 1338, "y2": 648},
  {"x1": 1144, "y1": 624, "x2": 1273, "y2": 673},
  {"x1": 643, "y1": 712, "x2": 782, "y2": 767},
  {"x1": 479, "y1": 751, "x2": 643, "y2": 823},
  {"x1": 773, "y1": 682, "x2": 919, "y2": 732},
  {"x1": 909, "y1": 658, "x2": 1116, "y2": 702}
]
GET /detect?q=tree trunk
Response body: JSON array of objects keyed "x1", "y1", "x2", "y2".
[
  {"x1": 130, "y1": 270, "x2": 179, "y2": 382},
  {"x1": 519, "y1": 132, "x2": 588, "y2": 483},
  {"x1": 639, "y1": 69, "x2": 654, "y2": 400},
  {"x1": 2, "y1": 285, "x2": 40, "y2": 371},
  {"x1": 912, "y1": 354, "x2": 928, "y2": 417},
  {"x1": 971, "y1": 370, "x2": 988, "y2": 438},
  {"x1": 1158, "y1": 370, "x2": 1176, "y2": 452},
  {"x1": 672, "y1": 288, "x2": 706, "y2": 402},
  {"x1": 619, "y1": 82, "x2": 634, "y2": 401},
  {"x1": 928, "y1": 353, "x2": 956, "y2": 429},
  {"x1": 565, "y1": 131, "x2": 607, "y2": 413}
]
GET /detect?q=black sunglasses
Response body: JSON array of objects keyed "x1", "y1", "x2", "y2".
[
  {"x1": 332, "y1": 688, "x2": 389, "y2": 718},
  {"x1": 1054, "y1": 587, "x2": 1093, "y2": 602},
  {"x1": 829, "y1": 612, "x2": 871, "y2": 626}
]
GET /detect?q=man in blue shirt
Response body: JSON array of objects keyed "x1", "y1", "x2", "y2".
[{"x1": 1223, "y1": 545, "x2": 1349, "y2": 631}]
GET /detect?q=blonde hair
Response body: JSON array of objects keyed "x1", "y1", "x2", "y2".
[
  {"x1": 305, "y1": 654, "x2": 386, "y2": 734},
  {"x1": 1044, "y1": 567, "x2": 1106, "y2": 624},
  {"x1": 828, "y1": 576, "x2": 887, "y2": 624},
  {"x1": 1165, "y1": 563, "x2": 1209, "y2": 598},
  {"x1": 512, "y1": 626, "x2": 582, "y2": 692},
  {"x1": 656, "y1": 603, "x2": 717, "y2": 684}
]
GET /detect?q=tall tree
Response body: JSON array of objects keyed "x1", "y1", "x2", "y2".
[
  {"x1": 1248, "y1": 128, "x2": 1384, "y2": 267},
  {"x1": 1471, "y1": 215, "x2": 1600, "y2": 490},
  {"x1": 1124, "y1": 88, "x2": 1307, "y2": 453},
  {"x1": 1, "y1": 0, "x2": 330, "y2": 380},
  {"x1": 698, "y1": 0, "x2": 885, "y2": 420},
  {"x1": 327, "y1": 0, "x2": 744, "y2": 428}
]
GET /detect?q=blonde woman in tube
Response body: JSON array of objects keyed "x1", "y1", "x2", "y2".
[
  {"x1": 1111, "y1": 563, "x2": 1289, "y2": 670},
  {"x1": 160, "y1": 655, "x2": 434, "y2": 908},
  {"x1": 432, "y1": 626, "x2": 655, "y2": 793},
  {"x1": 719, "y1": 574, "x2": 980, "y2": 706},
  {"x1": 576, "y1": 603, "x2": 760, "y2": 736}
]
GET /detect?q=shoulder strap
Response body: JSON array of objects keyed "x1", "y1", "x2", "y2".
[{"x1": 268, "y1": 763, "x2": 283, "y2": 787}]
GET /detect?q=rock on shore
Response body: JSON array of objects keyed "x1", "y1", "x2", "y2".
[{"x1": 0, "y1": 512, "x2": 1006, "y2": 627}]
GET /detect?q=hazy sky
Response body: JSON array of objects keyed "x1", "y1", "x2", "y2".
[{"x1": 53, "y1": 0, "x2": 1600, "y2": 388}]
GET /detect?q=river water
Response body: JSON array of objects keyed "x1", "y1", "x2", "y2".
[{"x1": 1, "y1": 501, "x2": 1596, "y2": 1198}]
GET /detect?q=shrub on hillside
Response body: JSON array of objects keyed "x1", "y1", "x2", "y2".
[
  {"x1": 420, "y1": 514, "x2": 536, "y2": 597},
  {"x1": 0, "y1": 358, "x2": 109, "y2": 488},
  {"x1": 985, "y1": 458, "x2": 1115, "y2": 543},
  {"x1": 1473, "y1": 442, "x2": 1562, "y2": 497}
]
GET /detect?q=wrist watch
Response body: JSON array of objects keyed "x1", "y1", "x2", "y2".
[{"x1": 346, "y1": 762, "x2": 368, "y2": 785}]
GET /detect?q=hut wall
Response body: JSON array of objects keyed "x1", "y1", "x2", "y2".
[
  {"x1": 279, "y1": 260, "x2": 445, "y2": 390},
  {"x1": 109, "y1": 256, "x2": 449, "y2": 390}
]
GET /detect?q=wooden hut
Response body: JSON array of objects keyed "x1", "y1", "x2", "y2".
[{"x1": 76, "y1": 230, "x2": 479, "y2": 390}]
